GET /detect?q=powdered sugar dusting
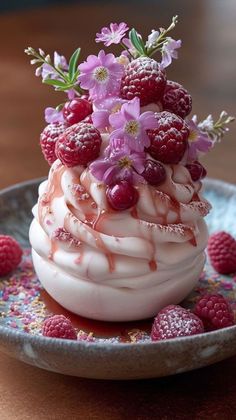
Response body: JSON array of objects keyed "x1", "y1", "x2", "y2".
[{"x1": 52, "y1": 227, "x2": 81, "y2": 247}]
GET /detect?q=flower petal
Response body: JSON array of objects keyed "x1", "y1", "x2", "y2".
[
  {"x1": 122, "y1": 97, "x2": 140, "y2": 120},
  {"x1": 90, "y1": 159, "x2": 112, "y2": 181},
  {"x1": 139, "y1": 111, "x2": 157, "y2": 129},
  {"x1": 92, "y1": 110, "x2": 110, "y2": 129},
  {"x1": 109, "y1": 112, "x2": 126, "y2": 129}
]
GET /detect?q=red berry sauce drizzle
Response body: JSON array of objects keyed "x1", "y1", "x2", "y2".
[
  {"x1": 0, "y1": 160, "x2": 214, "y2": 342},
  {"x1": 0, "y1": 248, "x2": 236, "y2": 343}
]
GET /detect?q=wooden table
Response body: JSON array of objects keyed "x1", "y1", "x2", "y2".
[{"x1": 0, "y1": 1, "x2": 236, "y2": 418}]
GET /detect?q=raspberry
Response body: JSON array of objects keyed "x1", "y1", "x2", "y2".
[
  {"x1": 208, "y1": 231, "x2": 236, "y2": 274},
  {"x1": 106, "y1": 181, "x2": 139, "y2": 211},
  {"x1": 151, "y1": 305, "x2": 204, "y2": 341},
  {"x1": 40, "y1": 122, "x2": 68, "y2": 165},
  {"x1": 162, "y1": 80, "x2": 192, "y2": 119},
  {"x1": 63, "y1": 98, "x2": 92, "y2": 126},
  {"x1": 147, "y1": 111, "x2": 189, "y2": 164},
  {"x1": 42, "y1": 315, "x2": 77, "y2": 340},
  {"x1": 194, "y1": 294, "x2": 234, "y2": 330},
  {"x1": 0, "y1": 235, "x2": 23, "y2": 276},
  {"x1": 142, "y1": 159, "x2": 166, "y2": 186},
  {"x1": 186, "y1": 161, "x2": 207, "y2": 182},
  {"x1": 120, "y1": 57, "x2": 166, "y2": 106},
  {"x1": 56, "y1": 123, "x2": 102, "y2": 167}
]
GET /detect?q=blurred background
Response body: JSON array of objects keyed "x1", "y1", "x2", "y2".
[{"x1": 0, "y1": 0, "x2": 235, "y2": 189}]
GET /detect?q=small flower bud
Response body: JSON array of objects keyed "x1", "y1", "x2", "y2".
[
  {"x1": 24, "y1": 47, "x2": 34, "y2": 55},
  {"x1": 45, "y1": 54, "x2": 51, "y2": 63},
  {"x1": 35, "y1": 66, "x2": 42, "y2": 77},
  {"x1": 30, "y1": 59, "x2": 39, "y2": 65},
  {"x1": 39, "y1": 48, "x2": 45, "y2": 57}
]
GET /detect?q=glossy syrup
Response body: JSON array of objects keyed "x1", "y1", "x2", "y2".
[{"x1": 40, "y1": 289, "x2": 152, "y2": 339}]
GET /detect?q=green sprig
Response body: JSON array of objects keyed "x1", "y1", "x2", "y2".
[
  {"x1": 126, "y1": 15, "x2": 179, "y2": 59},
  {"x1": 147, "y1": 15, "x2": 179, "y2": 57},
  {"x1": 24, "y1": 47, "x2": 84, "y2": 95},
  {"x1": 68, "y1": 48, "x2": 81, "y2": 82},
  {"x1": 129, "y1": 29, "x2": 147, "y2": 57}
]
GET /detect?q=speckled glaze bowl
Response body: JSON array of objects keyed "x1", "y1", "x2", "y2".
[{"x1": 0, "y1": 177, "x2": 236, "y2": 380}]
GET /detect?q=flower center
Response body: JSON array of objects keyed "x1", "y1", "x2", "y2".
[
  {"x1": 111, "y1": 103, "x2": 122, "y2": 114},
  {"x1": 188, "y1": 129, "x2": 198, "y2": 143},
  {"x1": 118, "y1": 156, "x2": 132, "y2": 169},
  {"x1": 125, "y1": 120, "x2": 140, "y2": 137},
  {"x1": 94, "y1": 66, "x2": 109, "y2": 83}
]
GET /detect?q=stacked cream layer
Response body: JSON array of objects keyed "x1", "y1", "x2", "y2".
[{"x1": 30, "y1": 146, "x2": 210, "y2": 321}]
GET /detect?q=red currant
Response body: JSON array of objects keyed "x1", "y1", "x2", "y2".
[
  {"x1": 186, "y1": 161, "x2": 207, "y2": 182},
  {"x1": 106, "y1": 181, "x2": 139, "y2": 211},
  {"x1": 63, "y1": 98, "x2": 92, "y2": 126}
]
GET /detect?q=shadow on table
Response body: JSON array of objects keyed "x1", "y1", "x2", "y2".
[{"x1": 1, "y1": 352, "x2": 236, "y2": 419}]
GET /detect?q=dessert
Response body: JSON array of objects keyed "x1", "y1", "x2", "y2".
[{"x1": 26, "y1": 17, "x2": 234, "y2": 321}]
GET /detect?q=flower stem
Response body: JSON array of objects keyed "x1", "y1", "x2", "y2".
[
  {"x1": 147, "y1": 15, "x2": 178, "y2": 57},
  {"x1": 120, "y1": 41, "x2": 133, "y2": 58}
]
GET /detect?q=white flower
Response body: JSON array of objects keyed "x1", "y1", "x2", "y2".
[
  {"x1": 198, "y1": 114, "x2": 214, "y2": 132},
  {"x1": 146, "y1": 30, "x2": 160, "y2": 48}
]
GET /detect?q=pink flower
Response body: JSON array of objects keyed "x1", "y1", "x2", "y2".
[
  {"x1": 44, "y1": 107, "x2": 65, "y2": 124},
  {"x1": 78, "y1": 50, "x2": 124, "y2": 100},
  {"x1": 161, "y1": 37, "x2": 181, "y2": 69},
  {"x1": 95, "y1": 22, "x2": 129, "y2": 46},
  {"x1": 90, "y1": 139, "x2": 145, "y2": 185},
  {"x1": 109, "y1": 98, "x2": 157, "y2": 152},
  {"x1": 92, "y1": 97, "x2": 126, "y2": 130},
  {"x1": 187, "y1": 117, "x2": 213, "y2": 161}
]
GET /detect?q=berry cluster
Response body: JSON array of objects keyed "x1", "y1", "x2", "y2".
[
  {"x1": 151, "y1": 293, "x2": 234, "y2": 341},
  {"x1": 41, "y1": 292, "x2": 235, "y2": 341},
  {"x1": 0, "y1": 234, "x2": 234, "y2": 342},
  {"x1": 25, "y1": 18, "x2": 233, "y2": 212}
]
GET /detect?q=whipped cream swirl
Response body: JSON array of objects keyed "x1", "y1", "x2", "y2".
[{"x1": 30, "y1": 153, "x2": 210, "y2": 321}]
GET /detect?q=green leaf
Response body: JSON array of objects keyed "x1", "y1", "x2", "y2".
[
  {"x1": 129, "y1": 28, "x2": 146, "y2": 56},
  {"x1": 43, "y1": 78, "x2": 67, "y2": 87},
  {"x1": 72, "y1": 69, "x2": 80, "y2": 80},
  {"x1": 68, "y1": 48, "x2": 81, "y2": 81}
]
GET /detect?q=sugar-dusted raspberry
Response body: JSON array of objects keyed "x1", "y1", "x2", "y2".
[
  {"x1": 147, "y1": 111, "x2": 189, "y2": 164},
  {"x1": 194, "y1": 294, "x2": 234, "y2": 330},
  {"x1": 42, "y1": 315, "x2": 77, "y2": 340},
  {"x1": 142, "y1": 159, "x2": 166, "y2": 186},
  {"x1": 162, "y1": 80, "x2": 192, "y2": 119},
  {"x1": 63, "y1": 98, "x2": 92, "y2": 126},
  {"x1": 0, "y1": 235, "x2": 23, "y2": 276},
  {"x1": 151, "y1": 305, "x2": 204, "y2": 341},
  {"x1": 120, "y1": 57, "x2": 166, "y2": 106},
  {"x1": 106, "y1": 181, "x2": 139, "y2": 211},
  {"x1": 56, "y1": 123, "x2": 102, "y2": 167},
  {"x1": 208, "y1": 231, "x2": 236, "y2": 274},
  {"x1": 40, "y1": 122, "x2": 68, "y2": 165},
  {"x1": 186, "y1": 161, "x2": 207, "y2": 182}
]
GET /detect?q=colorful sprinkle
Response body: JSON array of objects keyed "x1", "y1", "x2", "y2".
[{"x1": 0, "y1": 248, "x2": 236, "y2": 343}]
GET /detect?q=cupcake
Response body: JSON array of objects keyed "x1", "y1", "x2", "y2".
[{"x1": 26, "y1": 17, "x2": 233, "y2": 321}]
